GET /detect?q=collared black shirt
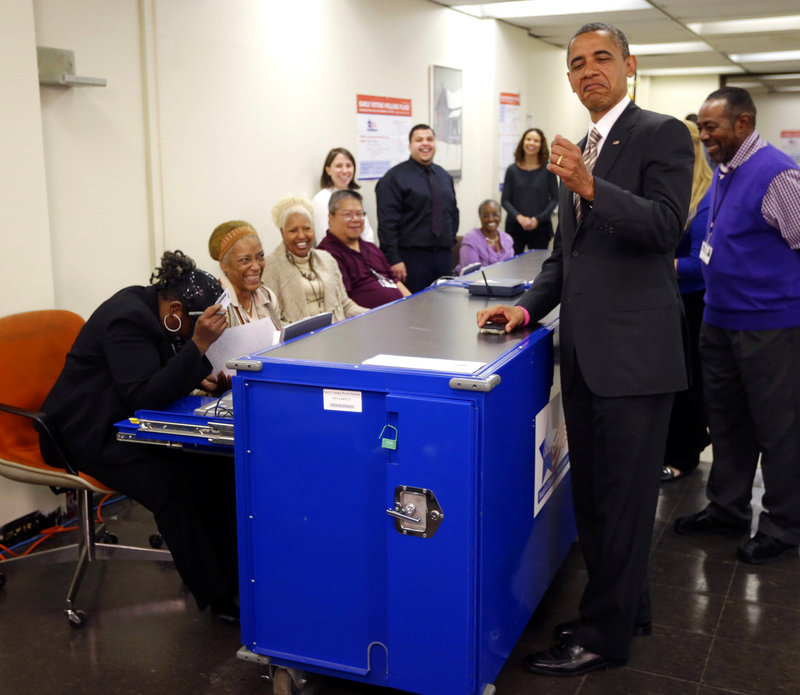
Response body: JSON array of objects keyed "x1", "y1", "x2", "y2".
[{"x1": 375, "y1": 157, "x2": 459, "y2": 265}]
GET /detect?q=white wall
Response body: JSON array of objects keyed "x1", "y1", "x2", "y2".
[
  {"x1": 0, "y1": 0, "x2": 53, "y2": 317},
  {"x1": 152, "y1": 0, "x2": 504, "y2": 266},
  {"x1": 34, "y1": 0, "x2": 152, "y2": 317},
  {"x1": 0, "y1": 0, "x2": 61, "y2": 525},
  {"x1": 636, "y1": 74, "x2": 720, "y2": 121},
  {"x1": 752, "y1": 92, "x2": 800, "y2": 156}
]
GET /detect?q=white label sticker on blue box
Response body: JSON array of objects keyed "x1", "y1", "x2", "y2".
[{"x1": 323, "y1": 389, "x2": 363, "y2": 413}]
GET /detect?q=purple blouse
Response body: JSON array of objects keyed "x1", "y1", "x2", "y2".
[{"x1": 454, "y1": 227, "x2": 515, "y2": 274}]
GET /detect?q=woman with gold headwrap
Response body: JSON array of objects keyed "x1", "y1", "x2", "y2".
[
  {"x1": 263, "y1": 196, "x2": 367, "y2": 324},
  {"x1": 208, "y1": 220, "x2": 281, "y2": 329}
]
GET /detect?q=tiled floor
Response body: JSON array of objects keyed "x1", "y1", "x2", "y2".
[{"x1": 1, "y1": 453, "x2": 798, "y2": 695}]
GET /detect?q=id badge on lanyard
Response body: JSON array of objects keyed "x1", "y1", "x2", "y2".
[{"x1": 699, "y1": 240, "x2": 713, "y2": 265}]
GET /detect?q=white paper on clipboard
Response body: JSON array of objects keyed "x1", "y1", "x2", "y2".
[{"x1": 205, "y1": 319, "x2": 281, "y2": 375}]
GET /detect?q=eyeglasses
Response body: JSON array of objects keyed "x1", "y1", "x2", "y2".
[{"x1": 336, "y1": 211, "x2": 367, "y2": 221}]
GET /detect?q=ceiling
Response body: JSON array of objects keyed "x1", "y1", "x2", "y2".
[{"x1": 437, "y1": 0, "x2": 800, "y2": 94}]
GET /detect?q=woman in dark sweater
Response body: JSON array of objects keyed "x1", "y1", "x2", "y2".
[
  {"x1": 39, "y1": 251, "x2": 240, "y2": 622},
  {"x1": 501, "y1": 128, "x2": 559, "y2": 253}
]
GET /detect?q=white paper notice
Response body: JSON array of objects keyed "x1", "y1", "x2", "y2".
[
  {"x1": 323, "y1": 389, "x2": 363, "y2": 413},
  {"x1": 362, "y1": 354, "x2": 485, "y2": 374},
  {"x1": 534, "y1": 392, "x2": 570, "y2": 517},
  {"x1": 205, "y1": 319, "x2": 281, "y2": 375}
]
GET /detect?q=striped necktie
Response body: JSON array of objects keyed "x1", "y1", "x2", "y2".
[{"x1": 574, "y1": 127, "x2": 602, "y2": 222}]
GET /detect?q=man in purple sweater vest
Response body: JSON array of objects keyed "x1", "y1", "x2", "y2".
[{"x1": 674, "y1": 87, "x2": 800, "y2": 564}]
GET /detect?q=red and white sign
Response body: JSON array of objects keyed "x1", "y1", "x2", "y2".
[
  {"x1": 500, "y1": 92, "x2": 521, "y2": 106},
  {"x1": 356, "y1": 94, "x2": 414, "y2": 180},
  {"x1": 357, "y1": 95, "x2": 412, "y2": 117}
]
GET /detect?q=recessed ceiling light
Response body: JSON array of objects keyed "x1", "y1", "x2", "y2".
[
  {"x1": 730, "y1": 50, "x2": 800, "y2": 63},
  {"x1": 724, "y1": 80, "x2": 773, "y2": 88},
  {"x1": 688, "y1": 15, "x2": 800, "y2": 35},
  {"x1": 637, "y1": 66, "x2": 744, "y2": 77},
  {"x1": 629, "y1": 42, "x2": 711, "y2": 55},
  {"x1": 452, "y1": 0, "x2": 650, "y2": 20}
]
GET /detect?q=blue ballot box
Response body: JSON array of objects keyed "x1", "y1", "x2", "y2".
[{"x1": 232, "y1": 252, "x2": 577, "y2": 695}]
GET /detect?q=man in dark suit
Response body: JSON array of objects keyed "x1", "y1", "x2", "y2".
[
  {"x1": 477, "y1": 22, "x2": 693, "y2": 676},
  {"x1": 376, "y1": 124, "x2": 459, "y2": 293}
]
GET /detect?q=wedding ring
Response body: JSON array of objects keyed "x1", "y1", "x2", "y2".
[{"x1": 556, "y1": 155, "x2": 563, "y2": 166}]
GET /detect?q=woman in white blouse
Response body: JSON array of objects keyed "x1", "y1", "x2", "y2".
[{"x1": 311, "y1": 147, "x2": 376, "y2": 244}]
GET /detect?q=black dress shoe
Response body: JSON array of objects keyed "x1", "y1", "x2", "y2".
[
  {"x1": 661, "y1": 465, "x2": 692, "y2": 484},
  {"x1": 523, "y1": 638, "x2": 626, "y2": 677},
  {"x1": 674, "y1": 509, "x2": 748, "y2": 536},
  {"x1": 553, "y1": 619, "x2": 651, "y2": 641},
  {"x1": 738, "y1": 531, "x2": 799, "y2": 564},
  {"x1": 210, "y1": 597, "x2": 240, "y2": 624}
]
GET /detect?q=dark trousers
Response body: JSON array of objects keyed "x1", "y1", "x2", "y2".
[
  {"x1": 82, "y1": 448, "x2": 239, "y2": 610},
  {"x1": 510, "y1": 224, "x2": 552, "y2": 254},
  {"x1": 664, "y1": 290, "x2": 709, "y2": 469},
  {"x1": 701, "y1": 323, "x2": 800, "y2": 544},
  {"x1": 563, "y1": 359, "x2": 673, "y2": 659},
  {"x1": 398, "y1": 247, "x2": 454, "y2": 293}
]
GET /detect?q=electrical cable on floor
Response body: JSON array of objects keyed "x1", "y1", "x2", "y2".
[{"x1": 0, "y1": 493, "x2": 127, "y2": 561}]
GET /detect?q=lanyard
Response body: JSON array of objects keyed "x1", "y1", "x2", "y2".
[{"x1": 706, "y1": 166, "x2": 737, "y2": 244}]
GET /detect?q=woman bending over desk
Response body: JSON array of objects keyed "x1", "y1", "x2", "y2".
[{"x1": 39, "y1": 251, "x2": 240, "y2": 622}]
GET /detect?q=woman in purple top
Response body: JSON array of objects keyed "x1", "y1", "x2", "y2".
[{"x1": 454, "y1": 199, "x2": 514, "y2": 274}]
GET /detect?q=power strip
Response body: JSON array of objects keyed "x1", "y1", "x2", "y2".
[{"x1": 0, "y1": 508, "x2": 64, "y2": 548}]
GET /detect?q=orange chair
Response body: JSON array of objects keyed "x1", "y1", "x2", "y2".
[{"x1": 0, "y1": 310, "x2": 172, "y2": 627}]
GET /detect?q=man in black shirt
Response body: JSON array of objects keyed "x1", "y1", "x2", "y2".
[{"x1": 376, "y1": 124, "x2": 459, "y2": 292}]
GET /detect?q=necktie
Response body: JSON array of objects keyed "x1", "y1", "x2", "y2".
[
  {"x1": 426, "y1": 167, "x2": 444, "y2": 238},
  {"x1": 574, "y1": 127, "x2": 602, "y2": 222}
]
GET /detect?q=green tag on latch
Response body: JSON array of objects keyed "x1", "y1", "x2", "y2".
[{"x1": 379, "y1": 424, "x2": 398, "y2": 450}]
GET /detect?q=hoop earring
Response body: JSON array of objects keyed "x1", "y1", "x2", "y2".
[{"x1": 163, "y1": 313, "x2": 182, "y2": 333}]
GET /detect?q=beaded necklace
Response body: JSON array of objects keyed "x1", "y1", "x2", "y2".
[{"x1": 287, "y1": 250, "x2": 325, "y2": 309}]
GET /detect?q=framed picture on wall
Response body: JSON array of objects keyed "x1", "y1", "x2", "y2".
[{"x1": 429, "y1": 65, "x2": 462, "y2": 178}]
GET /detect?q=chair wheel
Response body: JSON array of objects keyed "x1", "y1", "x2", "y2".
[
  {"x1": 66, "y1": 609, "x2": 88, "y2": 628},
  {"x1": 272, "y1": 669, "x2": 297, "y2": 695},
  {"x1": 98, "y1": 530, "x2": 118, "y2": 544},
  {"x1": 149, "y1": 533, "x2": 164, "y2": 548}
]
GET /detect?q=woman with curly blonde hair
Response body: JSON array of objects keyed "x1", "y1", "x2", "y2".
[{"x1": 262, "y1": 196, "x2": 367, "y2": 324}]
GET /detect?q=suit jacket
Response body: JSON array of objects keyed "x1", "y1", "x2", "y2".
[
  {"x1": 518, "y1": 102, "x2": 693, "y2": 397},
  {"x1": 40, "y1": 285, "x2": 213, "y2": 469}
]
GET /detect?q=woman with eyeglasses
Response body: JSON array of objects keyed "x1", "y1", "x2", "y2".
[
  {"x1": 262, "y1": 196, "x2": 368, "y2": 324},
  {"x1": 318, "y1": 189, "x2": 411, "y2": 307},
  {"x1": 311, "y1": 147, "x2": 376, "y2": 244}
]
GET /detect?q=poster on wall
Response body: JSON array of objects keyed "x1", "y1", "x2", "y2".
[
  {"x1": 356, "y1": 94, "x2": 413, "y2": 180},
  {"x1": 780, "y1": 130, "x2": 800, "y2": 164},
  {"x1": 533, "y1": 392, "x2": 570, "y2": 517},
  {"x1": 499, "y1": 92, "x2": 521, "y2": 191},
  {"x1": 429, "y1": 65, "x2": 462, "y2": 178}
]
